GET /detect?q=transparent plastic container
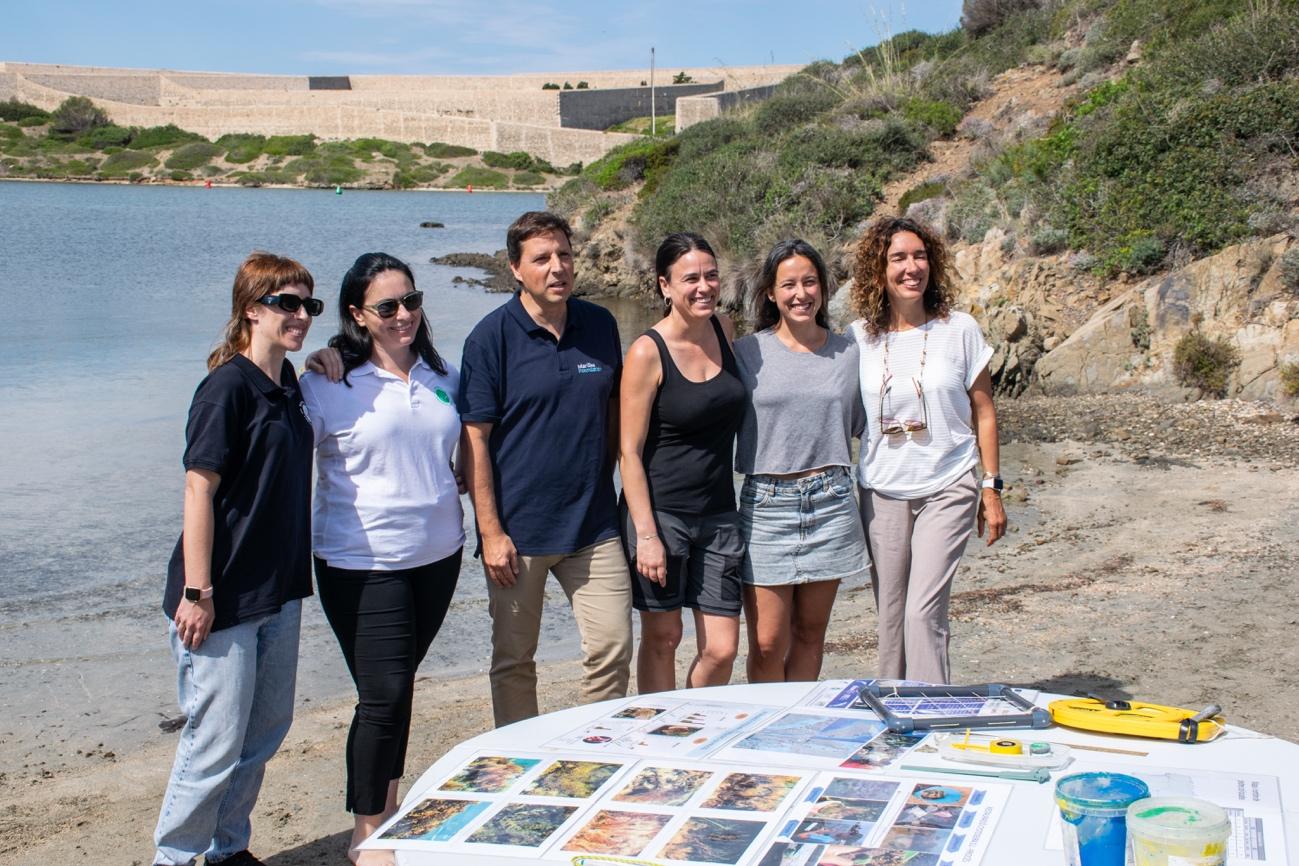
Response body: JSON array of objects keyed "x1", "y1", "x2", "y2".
[
  {"x1": 1126, "y1": 796, "x2": 1230, "y2": 866},
  {"x1": 1055, "y1": 771, "x2": 1150, "y2": 866}
]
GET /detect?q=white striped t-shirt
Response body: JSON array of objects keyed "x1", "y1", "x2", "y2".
[{"x1": 851, "y1": 311, "x2": 993, "y2": 499}]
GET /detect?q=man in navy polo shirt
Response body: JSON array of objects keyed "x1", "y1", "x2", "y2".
[{"x1": 459, "y1": 210, "x2": 633, "y2": 727}]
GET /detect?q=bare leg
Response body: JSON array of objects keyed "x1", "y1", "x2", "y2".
[
  {"x1": 743, "y1": 585, "x2": 794, "y2": 683},
  {"x1": 349, "y1": 779, "x2": 399, "y2": 865},
  {"x1": 637, "y1": 610, "x2": 683, "y2": 693},
  {"x1": 785, "y1": 580, "x2": 840, "y2": 681},
  {"x1": 686, "y1": 610, "x2": 740, "y2": 688}
]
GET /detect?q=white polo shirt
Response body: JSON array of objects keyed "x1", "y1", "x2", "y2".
[
  {"x1": 852, "y1": 311, "x2": 994, "y2": 499},
  {"x1": 300, "y1": 358, "x2": 464, "y2": 570}
]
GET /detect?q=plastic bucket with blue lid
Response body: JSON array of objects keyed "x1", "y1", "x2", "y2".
[{"x1": 1055, "y1": 771, "x2": 1150, "y2": 866}]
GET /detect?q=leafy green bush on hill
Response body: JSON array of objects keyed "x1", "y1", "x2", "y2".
[
  {"x1": 50, "y1": 96, "x2": 108, "y2": 136},
  {"x1": 424, "y1": 142, "x2": 477, "y2": 158},
  {"x1": 132, "y1": 125, "x2": 206, "y2": 149},
  {"x1": 165, "y1": 142, "x2": 223, "y2": 171},
  {"x1": 0, "y1": 100, "x2": 50, "y2": 122},
  {"x1": 958, "y1": 1, "x2": 1299, "y2": 273},
  {"x1": 448, "y1": 166, "x2": 509, "y2": 189},
  {"x1": 216, "y1": 134, "x2": 266, "y2": 163}
]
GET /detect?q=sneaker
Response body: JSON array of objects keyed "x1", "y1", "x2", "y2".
[{"x1": 210, "y1": 853, "x2": 266, "y2": 866}]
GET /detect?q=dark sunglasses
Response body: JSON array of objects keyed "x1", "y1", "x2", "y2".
[
  {"x1": 362, "y1": 291, "x2": 424, "y2": 319},
  {"x1": 259, "y1": 294, "x2": 324, "y2": 316}
]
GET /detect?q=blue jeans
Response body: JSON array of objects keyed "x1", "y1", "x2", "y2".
[{"x1": 153, "y1": 599, "x2": 301, "y2": 866}]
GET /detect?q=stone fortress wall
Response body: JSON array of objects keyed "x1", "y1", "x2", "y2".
[{"x1": 0, "y1": 61, "x2": 800, "y2": 165}]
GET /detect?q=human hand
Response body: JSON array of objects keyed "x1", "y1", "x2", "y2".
[
  {"x1": 174, "y1": 598, "x2": 215, "y2": 650},
  {"x1": 304, "y1": 347, "x2": 344, "y2": 382},
  {"x1": 452, "y1": 461, "x2": 466, "y2": 495},
  {"x1": 482, "y1": 533, "x2": 520, "y2": 587},
  {"x1": 977, "y1": 490, "x2": 1007, "y2": 546},
  {"x1": 636, "y1": 535, "x2": 668, "y2": 586}
]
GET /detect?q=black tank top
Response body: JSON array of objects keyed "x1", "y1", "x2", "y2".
[{"x1": 642, "y1": 316, "x2": 747, "y2": 515}]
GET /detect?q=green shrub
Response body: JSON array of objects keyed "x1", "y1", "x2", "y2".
[
  {"x1": 960, "y1": 0, "x2": 1042, "y2": 37},
  {"x1": 1172, "y1": 331, "x2": 1240, "y2": 397},
  {"x1": 576, "y1": 81, "x2": 589, "y2": 89},
  {"x1": 0, "y1": 124, "x2": 22, "y2": 142},
  {"x1": 585, "y1": 137, "x2": 680, "y2": 193},
  {"x1": 77, "y1": 124, "x2": 133, "y2": 149},
  {"x1": 17, "y1": 116, "x2": 47, "y2": 128},
  {"x1": 542, "y1": 83, "x2": 561, "y2": 90},
  {"x1": 216, "y1": 134, "x2": 267, "y2": 163},
  {"x1": 752, "y1": 92, "x2": 838, "y2": 135},
  {"x1": 165, "y1": 141, "x2": 223, "y2": 170},
  {"x1": 50, "y1": 96, "x2": 108, "y2": 136},
  {"x1": 1028, "y1": 226, "x2": 1069, "y2": 255},
  {"x1": 1280, "y1": 362, "x2": 1299, "y2": 398},
  {"x1": 349, "y1": 138, "x2": 416, "y2": 162},
  {"x1": 132, "y1": 124, "x2": 205, "y2": 148},
  {"x1": 483, "y1": 150, "x2": 536, "y2": 170},
  {"x1": 584, "y1": 197, "x2": 616, "y2": 230},
  {"x1": 393, "y1": 162, "x2": 450, "y2": 187},
  {"x1": 902, "y1": 98, "x2": 962, "y2": 136},
  {"x1": 513, "y1": 170, "x2": 546, "y2": 187},
  {"x1": 448, "y1": 166, "x2": 509, "y2": 189},
  {"x1": 99, "y1": 150, "x2": 157, "y2": 177},
  {"x1": 262, "y1": 134, "x2": 317, "y2": 156},
  {"x1": 170, "y1": 169, "x2": 193, "y2": 182},
  {"x1": 676, "y1": 117, "x2": 750, "y2": 160},
  {"x1": 424, "y1": 141, "x2": 477, "y2": 158},
  {"x1": 1270, "y1": 245, "x2": 1299, "y2": 293},
  {"x1": 0, "y1": 99, "x2": 49, "y2": 122},
  {"x1": 898, "y1": 180, "x2": 946, "y2": 213},
  {"x1": 1118, "y1": 234, "x2": 1166, "y2": 273}
]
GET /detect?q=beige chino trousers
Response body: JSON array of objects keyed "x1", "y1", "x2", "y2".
[
  {"x1": 861, "y1": 469, "x2": 980, "y2": 684},
  {"x1": 487, "y1": 537, "x2": 633, "y2": 727}
]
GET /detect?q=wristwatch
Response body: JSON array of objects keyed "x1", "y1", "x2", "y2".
[
  {"x1": 183, "y1": 585, "x2": 214, "y2": 603},
  {"x1": 980, "y1": 475, "x2": 1004, "y2": 492}
]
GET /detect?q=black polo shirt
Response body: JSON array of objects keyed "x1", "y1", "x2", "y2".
[
  {"x1": 458, "y1": 294, "x2": 622, "y2": 556},
  {"x1": 163, "y1": 354, "x2": 314, "y2": 631}
]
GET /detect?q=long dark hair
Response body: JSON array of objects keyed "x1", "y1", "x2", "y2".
[
  {"x1": 328, "y1": 252, "x2": 447, "y2": 384},
  {"x1": 654, "y1": 232, "x2": 717, "y2": 313},
  {"x1": 750, "y1": 239, "x2": 833, "y2": 331}
]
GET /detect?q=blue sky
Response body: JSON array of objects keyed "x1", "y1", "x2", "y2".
[{"x1": 3, "y1": 1, "x2": 963, "y2": 75}]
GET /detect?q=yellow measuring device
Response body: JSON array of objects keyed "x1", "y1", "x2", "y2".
[{"x1": 1049, "y1": 698, "x2": 1225, "y2": 743}]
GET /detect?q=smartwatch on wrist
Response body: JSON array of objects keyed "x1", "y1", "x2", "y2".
[
  {"x1": 980, "y1": 475, "x2": 1004, "y2": 492},
  {"x1": 183, "y1": 585, "x2": 214, "y2": 603}
]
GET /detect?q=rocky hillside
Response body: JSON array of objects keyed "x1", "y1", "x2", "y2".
[{"x1": 550, "y1": 0, "x2": 1299, "y2": 403}]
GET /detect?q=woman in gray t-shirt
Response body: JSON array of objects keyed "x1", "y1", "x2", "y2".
[{"x1": 734, "y1": 239, "x2": 870, "y2": 682}]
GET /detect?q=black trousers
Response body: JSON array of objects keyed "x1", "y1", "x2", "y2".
[{"x1": 315, "y1": 549, "x2": 462, "y2": 815}]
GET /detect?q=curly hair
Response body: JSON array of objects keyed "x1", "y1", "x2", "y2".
[{"x1": 850, "y1": 216, "x2": 954, "y2": 337}]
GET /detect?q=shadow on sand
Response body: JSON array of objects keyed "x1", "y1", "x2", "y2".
[{"x1": 263, "y1": 830, "x2": 350, "y2": 865}]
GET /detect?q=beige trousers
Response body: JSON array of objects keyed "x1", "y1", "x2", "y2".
[
  {"x1": 487, "y1": 537, "x2": 633, "y2": 727},
  {"x1": 861, "y1": 469, "x2": 979, "y2": 684}
]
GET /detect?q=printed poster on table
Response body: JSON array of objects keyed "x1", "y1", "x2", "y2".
[
  {"x1": 554, "y1": 760, "x2": 817, "y2": 866},
  {"x1": 364, "y1": 751, "x2": 819, "y2": 864},
  {"x1": 544, "y1": 697, "x2": 777, "y2": 759},
  {"x1": 359, "y1": 751, "x2": 632, "y2": 858},
  {"x1": 711, "y1": 708, "x2": 928, "y2": 772},
  {"x1": 757, "y1": 773, "x2": 1009, "y2": 866}
]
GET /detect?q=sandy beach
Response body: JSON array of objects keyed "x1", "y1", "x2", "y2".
[{"x1": 2, "y1": 394, "x2": 1297, "y2": 866}]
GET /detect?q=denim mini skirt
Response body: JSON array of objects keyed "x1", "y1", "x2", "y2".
[{"x1": 738, "y1": 465, "x2": 871, "y2": 586}]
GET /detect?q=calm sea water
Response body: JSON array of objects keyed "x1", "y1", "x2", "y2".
[{"x1": 0, "y1": 181, "x2": 661, "y2": 767}]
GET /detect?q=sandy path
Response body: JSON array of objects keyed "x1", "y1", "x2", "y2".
[{"x1": 3, "y1": 427, "x2": 1296, "y2": 865}]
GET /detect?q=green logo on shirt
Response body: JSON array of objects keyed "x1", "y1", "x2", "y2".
[{"x1": 434, "y1": 387, "x2": 451, "y2": 404}]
